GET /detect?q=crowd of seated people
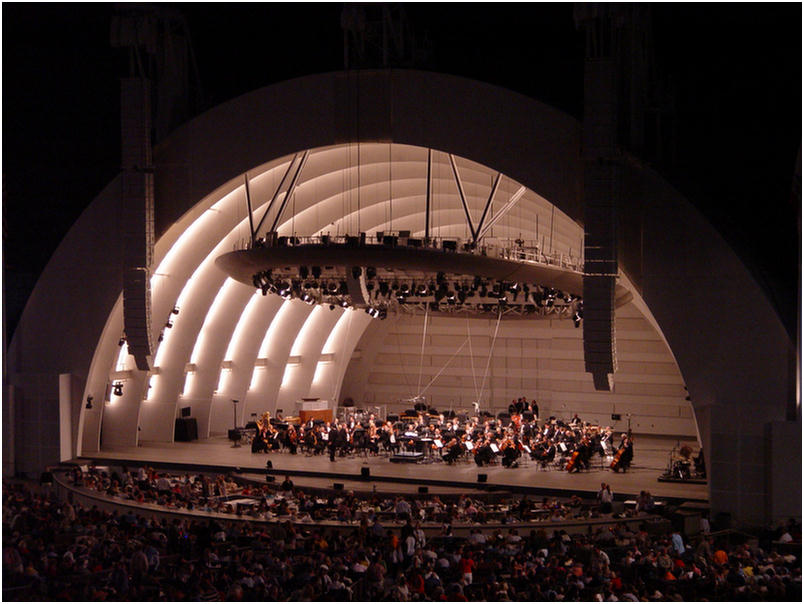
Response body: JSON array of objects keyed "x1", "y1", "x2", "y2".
[
  {"x1": 65, "y1": 464, "x2": 619, "y2": 525},
  {"x1": 248, "y1": 398, "x2": 637, "y2": 473},
  {"x1": 3, "y1": 479, "x2": 800, "y2": 601}
]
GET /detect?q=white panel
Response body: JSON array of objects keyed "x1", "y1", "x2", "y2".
[
  {"x1": 276, "y1": 305, "x2": 343, "y2": 411},
  {"x1": 209, "y1": 293, "x2": 284, "y2": 433},
  {"x1": 242, "y1": 300, "x2": 314, "y2": 419},
  {"x1": 182, "y1": 279, "x2": 254, "y2": 438}
]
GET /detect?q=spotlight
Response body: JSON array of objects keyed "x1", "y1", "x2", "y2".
[
  {"x1": 118, "y1": 337, "x2": 126, "y2": 346},
  {"x1": 172, "y1": 306, "x2": 180, "y2": 315},
  {"x1": 158, "y1": 333, "x2": 164, "y2": 342},
  {"x1": 573, "y1": 312, "x2": 582, "y2": 328},
  {"x1": 165, "y1": 320, "x2": 173, "y2": 329},
  {"x1": 401, "y1": 283, "x2": 410, "y2": 295},
  {"x1": 112, "y1": 382, "x2": 124, "y2": 397},
  {"x1": 340, "y1": 300, "x2": 349, "y2": 308},
  {"x1": 85, "y1": 396, "x2": 93, "y2": 410}
]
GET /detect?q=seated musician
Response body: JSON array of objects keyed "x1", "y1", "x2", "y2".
[
  {"x1": 303, "y1": 426, "x2": 320, "y2": 455},
  {"x1": 251, "y1": 423, "x2": 268, "y2": 453},
  {"x1": 474, "y1": 438, "x2": 495, "y2": 466},
  {"x1": 285, "y1": 425, "x2": 299, "y2": 455},
  {"x1": 442, "y1": 437, "x2": 464, "y2": 464},
  {"x1": 501, "y1": 438, "x2": 521, "y2": 468}
]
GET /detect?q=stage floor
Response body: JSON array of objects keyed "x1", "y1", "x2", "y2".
[{"x1": 82, "y1": 434, "x2": 707, "y2": 503}]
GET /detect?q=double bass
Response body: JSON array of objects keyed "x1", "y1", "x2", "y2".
[{"x1": 610, "y1": 447, "x2": 626, "y2": 471}]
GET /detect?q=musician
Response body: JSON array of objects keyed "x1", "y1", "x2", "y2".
[
  {"x1": 251, "y1": 427, "x2": 268, "y2": 453},
  {"x1": 443, "y1": 438, "x2": 464, "y2": 464},
  {"x1": 501, "y1": 437, "x2": 521, "y2": 468},
  {"x1": 474, "y1": 438, "x2": 495, "y2": 466},
  {"x1": 285, "y1": 424, "x2": 299, "y2": 455},
  {"x1": 611, "y1": 435, "x2": 634, "y2": 472}
]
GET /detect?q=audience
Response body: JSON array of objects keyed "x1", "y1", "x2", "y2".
[{"x1": 2, "y1": 474, "x2": 800, "y2": 601}]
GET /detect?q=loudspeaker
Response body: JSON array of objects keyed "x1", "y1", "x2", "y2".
[
  {"x1": 361, "y1": 467, "x2": 370, "y2": 478},
  {"x1": 418, "y1": 486, "x2": 429, "y2": 494},
  {"x1": 611, "y1": 413, "x2": 621, "y2": 421},
  {"x1": 477, "y1": 474, "x2": 488, "y2": 483},
  {"x1": 334, "y1": 482, "x2": 344, "y2": 490},
  {"x1": 265, "y1": 475, "x2": 275, "y2": 483}
]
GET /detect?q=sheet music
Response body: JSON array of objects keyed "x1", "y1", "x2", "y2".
[
  {"x1": 390, "y1": 434, "x2": 396, "y2": 443},
  {"x1": 559, "y1": 442, "x2": 567, "y2": 452},
  {"x1": 434, "y1": 439, "x2": 443, "y2": 448},
  {"x1": 464, "y1": 441, "x2": 474, "y2": 451},
  {"x1": 523, "y1": 445, "x2": 531, "y2": 454},
  {"x1": 490, "y1": 443, "x2": 500, "y2": 453}
]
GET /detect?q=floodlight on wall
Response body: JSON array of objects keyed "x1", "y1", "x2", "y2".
[{"x1": 112, "y1": 382, "x2": 124, "y2": 397}]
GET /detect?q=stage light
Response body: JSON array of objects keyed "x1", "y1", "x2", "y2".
[
  {"x1": 112, "y1": 382, "x2": 124, "y2": 397},
  {"x1": 172, "y1": 306, "x2": 180, "y2": 315},
  {"x1": 85, "y1": 396, "x2": 93, "y2": 410},
  {"x1": 165, "y1": 320, "x2": 173, "y2": 329},
  {"x1": 118, "y1": 337, "x2": 126, "y2": 346}
]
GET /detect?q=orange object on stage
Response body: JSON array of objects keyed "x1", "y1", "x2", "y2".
[{"x1": 300, "y1": 409, "x2": 333, "y2": 423}]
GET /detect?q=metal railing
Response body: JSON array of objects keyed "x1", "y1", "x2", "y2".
[{"x1": 236, "y1": 233, "x2": 584, "y2": 273}]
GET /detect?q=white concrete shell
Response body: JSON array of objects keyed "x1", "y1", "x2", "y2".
[{"x1": 6, "y1": 70, "x2": 796, "y2": 526}]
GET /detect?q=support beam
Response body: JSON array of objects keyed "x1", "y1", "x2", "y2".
[
  {"x1": 270, "y1": 150, "x2": 310, "y2": 233},
  {"x1": 252, "y1": 153, "x2": 299, "y2": 238},
  {"x1": 244, "y1": 173, "x2": 255, "y2": 247},
  {"x1": 448, "y1": 153, "x2": 476, "y2": 242},
  {"x1": 473, "y1": 172, "x2": 501, "y2": 246},
  {"x1": 477, "y1": 186, "x2": 526, "y2": 241}
]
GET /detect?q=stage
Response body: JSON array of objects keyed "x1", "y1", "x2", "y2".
[{"x1": 79, "y1": 433, "x2": 707, "y2": 504}]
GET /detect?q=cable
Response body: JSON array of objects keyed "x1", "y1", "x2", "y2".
[
  {"x1": 418, "y1": 337, "x2": 469, "y2": 397},
  {"x1": 416, "y1": 303, "x2": 429, "y2": 394},
  {"x1": 476, "y1": 308, "x2": 503, "y2": 408}
]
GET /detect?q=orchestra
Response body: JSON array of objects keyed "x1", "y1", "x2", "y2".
[{"x1": 243, "y1": 398, "x2": 644, "y2": 474}]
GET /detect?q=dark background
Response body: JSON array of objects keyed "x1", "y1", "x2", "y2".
[{"x1": 3, "y1": 3, "x2": 801, "y2": 342}]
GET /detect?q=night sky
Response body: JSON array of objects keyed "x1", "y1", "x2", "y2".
[{"x1": 3, "y1": 3, "x2": 801, "y2": 342}]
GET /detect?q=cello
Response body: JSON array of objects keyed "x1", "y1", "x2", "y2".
[{"x1": 565, "y1": 450, "x2": 581, "y2": 472}]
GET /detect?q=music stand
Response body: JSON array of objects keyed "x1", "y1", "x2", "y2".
[{"x1": 231, "y1": 399, "x2": 241, "y2": 447}]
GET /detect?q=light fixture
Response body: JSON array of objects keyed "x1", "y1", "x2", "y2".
[
  {"x1": 85, "y1": 396, "x2": 93, "y2": 409},
  {"x1": 112, "y1": 382, "x2": 124, "y2": 397},
  {"x1": 172, "y1": 306, "x2": 180, "y2": 315}
]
